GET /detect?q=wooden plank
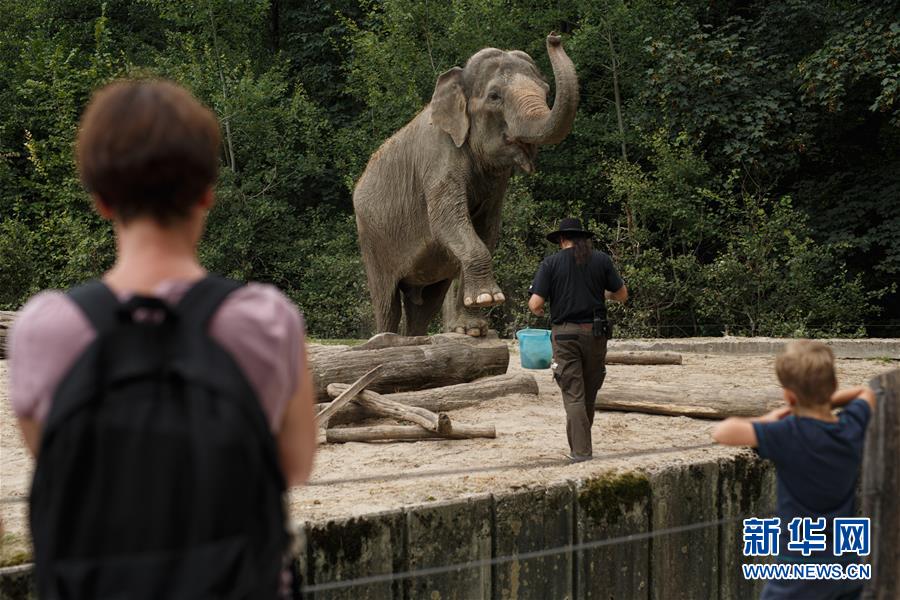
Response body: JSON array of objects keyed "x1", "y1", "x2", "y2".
[
  {"x1": 605, "y1": 351, "x2": 682, "y2": 365},
  {"x1": 862, "y1": 369, "x2": 900, "y2": 600},
  {"x1": 314, "y1": 364, "x2": 383, "y2": 427},
  {"x1": 325, "y1": 423, "x2": 496, "y2": 443}
]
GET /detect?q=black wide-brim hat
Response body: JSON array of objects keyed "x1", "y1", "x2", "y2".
[{"x1": 546, "y1": 217, "x2": 594, "y2": 243}]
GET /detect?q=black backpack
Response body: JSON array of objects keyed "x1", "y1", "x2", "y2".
[{"x1": 29, "y1": 276, "x2": 289, "y2": 599}]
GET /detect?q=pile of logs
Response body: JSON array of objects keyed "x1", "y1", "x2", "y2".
[
  {"x1": 311, "y1": 333, "x2": 542, "y2": 443},
  {"x1": 316, "y1": 364, "x2": 538, "y2": 443}
]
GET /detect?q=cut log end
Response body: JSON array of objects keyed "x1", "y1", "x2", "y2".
[{"x1": 436, "y1": 413, "x2": 452, "y2": 435}]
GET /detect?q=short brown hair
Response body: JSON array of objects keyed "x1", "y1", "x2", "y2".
[
  {"x1": 775, "y1": 340, "x2": 837, "y2": 407},
  {"x1": 76, "y1": 79, "x2": 220, "y2": 224}
]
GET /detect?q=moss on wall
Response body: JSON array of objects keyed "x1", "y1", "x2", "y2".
[
  {"x1": 578, "y1": 471, "x2": 651, "y2": 526},
  {"x1": 307, "y1": 518, "x2": 376, "y2": 565}
]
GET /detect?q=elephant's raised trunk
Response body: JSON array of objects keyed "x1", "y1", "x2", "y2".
[{"x1": 508, "y1": 33, "x2": 579, "y2": 145}]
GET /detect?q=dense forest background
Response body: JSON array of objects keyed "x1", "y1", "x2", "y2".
[{"x1": 0, "y1": 0, "x2": 897, "y2": 338}]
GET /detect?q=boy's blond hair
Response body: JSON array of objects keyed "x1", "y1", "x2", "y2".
[{"x1": 775, "y1": 340, "x2": 837, "y2": 407}]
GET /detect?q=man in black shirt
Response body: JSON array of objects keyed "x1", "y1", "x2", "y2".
[{"x1": 528, "y1": 218, "x2": 628, "y2": 461}]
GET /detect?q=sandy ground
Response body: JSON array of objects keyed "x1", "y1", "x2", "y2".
[{"x1": 0, "y1": 348, "x2": 891, "y2": 562}]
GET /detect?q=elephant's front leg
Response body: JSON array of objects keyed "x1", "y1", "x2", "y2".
[
  {"x1": 442, "y1": 280, "x2": 492, "y2": 336},
  {"x1": 427, "y1": 182, "x2": 506, "y2": 308}
]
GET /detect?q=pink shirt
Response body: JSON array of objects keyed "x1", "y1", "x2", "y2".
[{"x1": 8, "y1": 280, "x2": 304, "y2": 432}]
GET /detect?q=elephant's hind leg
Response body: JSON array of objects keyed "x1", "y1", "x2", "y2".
[
  {"x1": 373, "y1": 285, "x2": 402, "y2": 333},
  {"x1": 403, "y1": 280, "x2": 452, "y2": 336},
  {"x1": 359, "y1": 226, "x2": 403, "y2": 333}
]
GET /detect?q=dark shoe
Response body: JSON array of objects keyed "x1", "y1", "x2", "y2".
[{"x1": 566, "y1": 453, "x2": 593, "y2": 463}]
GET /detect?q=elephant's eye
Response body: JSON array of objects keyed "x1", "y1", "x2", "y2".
[{"x1": 487, "y1": 91, "x2": 501, "y2": 102}]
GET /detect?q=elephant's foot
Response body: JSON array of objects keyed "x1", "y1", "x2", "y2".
[
  {"x1": 448, "y1": 310, "x2": 490, "y2": 337},
  {"x1": 462, "y1": 280, "x2": 505, "y2": 308}
]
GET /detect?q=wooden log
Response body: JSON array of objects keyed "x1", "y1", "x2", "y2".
[
  {"x1": 0, "y1": 310, "x2": 14, "y2": 360},
  {"x1": 326, "y1": 386, "x2": 452, "y2": 434},
  {"x1": 315, "y1": 365, "x2": 383, "y2": 427},
  {"x1": 595, "y1": 382, "x2": 783, "y2": 419},
  {"x1": 308, "y1": 333, "x2": 509, "y2": 401},
  {"x1": 605, "y1": 351, "x2": 682, "y2": 365},
  {"x1": 325, "y1": 423, "x2": 496, "y2": 443},
  {"x1": 862, "y1": 369, "x2": 900, "y2": 600},
  {"x1": 318, "y1": 372, "x2": 538, "y2": 425}
]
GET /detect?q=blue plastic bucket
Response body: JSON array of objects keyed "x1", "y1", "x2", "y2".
[{"x1": 516, "y1": 328, "x2": 552, "y2": 369}]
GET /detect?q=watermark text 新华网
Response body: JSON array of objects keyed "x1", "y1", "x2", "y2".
[{"x1": 741, "y1": 517, "x2": 871, "y2": 581}]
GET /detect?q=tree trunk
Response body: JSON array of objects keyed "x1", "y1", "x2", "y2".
[
  {"x1": 327, "y1": 387, "x2": 452, "y2": 434},
  {"x1": 308, "y1": 334, "x2": 509, "y2": 401},
  {"x1": 326, "y1": 423, "x2": 496, "y2": 443},
  {"x1": 207, "y1": 0, "x2": 236, "y2": 172},
  {"x1": 0, "y1": 311, "x2": 14, "y2": 359},
  {"x1": 605, "y1": 351, "x2": 682, "y2": 365},
  {"x1": 607, "y1": 28, "x2": 628, "y2": 162},
  {"x1": 595, "y1": 382, "x2": 783, "y2": 419},
  {"x1": 318, "y1": 372, "x2": 537, "y2": 425}
]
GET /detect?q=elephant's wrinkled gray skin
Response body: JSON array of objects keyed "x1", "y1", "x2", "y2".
[{"x1": 354, "y1": 33, "x2": 579, "y2": 337}]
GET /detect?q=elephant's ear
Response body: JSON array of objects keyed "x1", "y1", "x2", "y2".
[{"x1": 430, "y1": 67, "x2": 469, "y2": 148}]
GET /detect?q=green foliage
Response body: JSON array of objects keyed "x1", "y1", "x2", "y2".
[
  {"x1": 798, "y1": 8, "x2": 900, "y2": 122},
  {"x1": 490, "y1": 178, "x2": 556, "y2": 336},
  {"x1": 602, "y1": 132, "x2": 880, "y2": 337},
  {"x1": 291, "y1": 208, "x2": 371, "y2": 338},
  {"x1": 0, "y1": 218, "x2": 38, "y2": 308},
  {"x1": 644, "y1": 18, "x2": 812, "y2": 181},
  {"x1": 697, "y1": 195, "x2": 875, "y2": 338},
  {"x1": 0, "y1": 0, "x2": 896, "y2": 337}
]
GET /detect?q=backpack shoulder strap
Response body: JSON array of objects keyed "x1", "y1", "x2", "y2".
[
  {"x1": 67, "y1": 280, "x2": 121, "y2": 335},
  {"x1": 175, "y1": 275, "x2": 245, "y2": 329}
]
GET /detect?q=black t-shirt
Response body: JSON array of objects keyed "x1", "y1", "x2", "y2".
[{"x1": 529, "y1": 248, "x2": 624, "y2": 324}]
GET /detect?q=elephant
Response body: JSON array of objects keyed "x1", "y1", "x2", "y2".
[{"x1": 353, "y1": 33, "x2": 578, "y2": 337}]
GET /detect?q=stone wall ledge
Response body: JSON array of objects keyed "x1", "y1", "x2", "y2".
[{"x1": 0, "y1": 452, "x2": 778, "y2": 600}]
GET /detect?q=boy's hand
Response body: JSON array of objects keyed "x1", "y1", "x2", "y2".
[{"x1": 831, "y1": 385, "x2": 877, "y2": 412}]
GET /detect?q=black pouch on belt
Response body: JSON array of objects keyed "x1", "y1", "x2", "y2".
[{"x1": 592, "y1": 307, "x2": 610, "y2": 338}]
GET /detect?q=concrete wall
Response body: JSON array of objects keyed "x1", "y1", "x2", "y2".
[
  {"x1": 0, "y1": 454, "x2": 777, "y2": 600},
  {"x1": 608, "y1": 337, "x2": 900, "y2": 359}
]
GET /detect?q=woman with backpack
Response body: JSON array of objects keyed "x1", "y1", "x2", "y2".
[{"x1": 8, "y1": 79, "x2": 317, "y2": 598}]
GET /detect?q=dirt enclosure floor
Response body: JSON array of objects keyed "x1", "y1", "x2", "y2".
[{"x1": 0, "y1": 343, "x2": 892, "y2": 563}]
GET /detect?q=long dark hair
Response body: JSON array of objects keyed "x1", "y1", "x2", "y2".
[{"x1": 573, "y1": 236, "x2": 593, "y2": 265}]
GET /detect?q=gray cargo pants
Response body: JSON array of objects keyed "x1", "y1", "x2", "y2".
[{"x1": 551, "y1": 323, "x2": 608, "y2": 457}]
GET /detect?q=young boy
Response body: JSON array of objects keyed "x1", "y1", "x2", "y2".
[{"x1": 712, "y1": 340, "x2": 876, "y2": 600}]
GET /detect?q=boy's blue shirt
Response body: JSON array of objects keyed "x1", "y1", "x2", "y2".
[
  {"x1": 753, "y1": 398, "x2": 871, "y2": 535},
  {"x1": 751, "y1": 399, "x2": 871, "y2": 600}
]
